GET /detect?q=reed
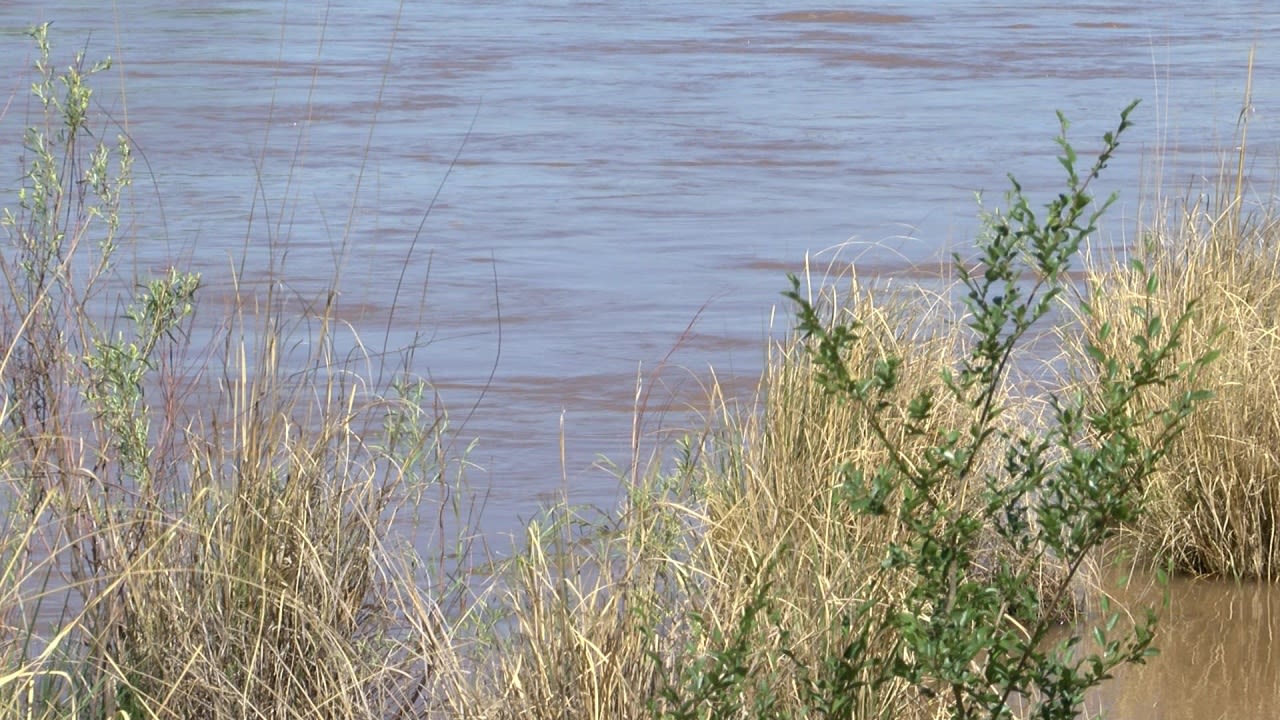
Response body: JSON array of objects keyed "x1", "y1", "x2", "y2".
[{"x1": 1069, "y1": 54, "x2": 1280, "y2": 579}]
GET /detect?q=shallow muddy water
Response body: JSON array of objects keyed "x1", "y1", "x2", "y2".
[
  {"x1": 2, "y1": 2, "x2": 1280, "y2": 716},
  {"x1": 1085, "y1": 570, "x2": 1280, "y2": 720}
]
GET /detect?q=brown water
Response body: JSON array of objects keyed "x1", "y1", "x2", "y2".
[
  {"x1": 1096, "y1": 573, "x2": 1280, "y2": 719},
  {"x1": 2, "y1": 3, "x2": 1279, "y2": 716}
]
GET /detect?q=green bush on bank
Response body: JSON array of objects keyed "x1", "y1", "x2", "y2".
[
  {"x1": 476, "y1": 105, "x2": 1220, "y2": 720},
  {"x1": 634, "y1": 102, "x2": 1217, "y2": 720}
]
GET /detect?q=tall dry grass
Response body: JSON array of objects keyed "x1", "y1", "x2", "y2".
[
  {"x1": 0, "y1": 24, "x2": 474, "y2": 718},
  {"x1": 1072, "y1": 57, "x2": 1280, "y2": 578},
  {"x1": 1071, "y1": 57, "x2": 1280, "y2": 578},
  {"x1": 440, "y1": 270, "x2": 953, "y2": 719},
  {"x1": 1079, "y1": 184, "x2": 1280, "y2": 578},
  {"x1": 0, "y1": 245, "x2": 472, "y2": 719},
  {"x1": 689, "y1": 271, "x2": 968, "y2": 719},
  {"x1": 457, "y1": 263, "x2": 1085, "y2": 719}
]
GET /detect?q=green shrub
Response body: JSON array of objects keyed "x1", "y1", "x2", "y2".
[{"x1": 653, "y1": 102, "x2": 1218, "y2": 719}]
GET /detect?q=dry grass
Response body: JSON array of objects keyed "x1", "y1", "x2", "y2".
[
  {"x1": 1070, "y1": 59, "x2": 1280, "y2": 580},
  {"x1": 441, "y1": 268, "x2": 959, "y2": 719},
  {"x1": 1079, "y1": 189, "x2": 1280, "y2": 578},
  {"x1": 456, "y1": 262, "x2": 1086, "y2": 719},
  {"x1": 0, "y1": 25, "x2": 472, "y2": 717},
  {"x1": 0, "y1": 278, "x2": 471, "y2": 718},
  {"x1": 692, "y1": 271, "x2": 965, "y2": 719},
  {"x1": 103, "y1": 330, "x2": 458, "y2": 716}
]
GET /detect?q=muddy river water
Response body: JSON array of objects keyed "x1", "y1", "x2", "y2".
[{"x1": 2, "y1": 2, "x2": 1279, "y2": 717}]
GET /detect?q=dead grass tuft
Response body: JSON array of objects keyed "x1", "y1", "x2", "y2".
[{"x1": 1080, "y1": 193, "x2": 1280, "y2": 578}]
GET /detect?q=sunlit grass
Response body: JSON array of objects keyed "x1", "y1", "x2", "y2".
[
  {"x1": 453, "y1": 259, "x2": 1098, "y2": 719},
  {"x1": 1078, "y1": 182, "x2": 1280, "y2": 579}
]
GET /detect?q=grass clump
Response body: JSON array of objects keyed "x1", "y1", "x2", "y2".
[
  {"x1": 447, "y1": 280, "x2": 978, "y2": 719},
  {"x1": 681, "y1": 277, "x2": 979, "y2": 718},
  {"x1": 1079, "y1": 154, "x2": 1280, "y2": 579},
  {"x1": 0, "y1": 25, "x2": 467, "y2": 718}
]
